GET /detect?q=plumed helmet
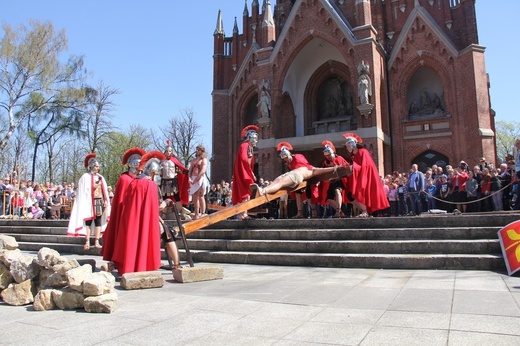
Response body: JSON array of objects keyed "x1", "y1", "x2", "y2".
[
  {"x1": 322, "y1": 140, "x2": 336, "y2": 158},
  {"x1": 84, "y1": 153, "x2": 99, "y2": 172},
  {"x1": 276, "y1": 141, "x2": 293, "y2": 159},
  {"x1": 342, "y1": 132, "x2": 362, "y2": 149},
  {"x1": 241, "y1": 125, "x2": 259, "y2": 146},
  {"x1": 164, "y1": 139, "x2": 174, "y2": 156},
  {"x1": 139, "y1": 151, "x2": 166, "y2": 177},
  {"x1": 122, "y1": 148, "x2": 146, "y2": 175}
]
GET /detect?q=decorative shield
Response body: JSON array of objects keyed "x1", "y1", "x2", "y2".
[{"x1": 497, "y1": 220, "x2": 520, "y2": 276}]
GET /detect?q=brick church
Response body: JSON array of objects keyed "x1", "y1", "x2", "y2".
[{"x1": 211, "y1": 0, "x2": 495, "y2": 183}]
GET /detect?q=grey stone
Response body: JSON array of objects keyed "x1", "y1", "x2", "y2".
[
  {"x1": 173, "y1": 265, "x2": 224, "y2": 283},
  {"x1": 0, "y1": 261, "x2": 14, "y2": 290},
  {"x1": 0, "y1": 279, "x2": 35, "y2": 306},
  {"x1": 84, "y1": 292, "x2": 118, "y2": 313},
  {"x1": 51, "y1": 287, "x2": 84, "y2": 310},
  {"x1": 54, "y1": 258, "x2": 80, "y2": 275},
  {"x1": 10, "y1": 254, "x2": 40, "y2": 283},
  {"x1": 33, "y1": 289, "x2": 57, "y2": 311},
  {"x1": 121, "y1": 271, "x2": 165, "y2": 290},
  {"x1": 35, "y1": 247, "x2": 67, "y2": 269},
  {"x1": 66, "y1": 264, "x2": 92, "y2": 292},
  {"x1": 83, "y1": 271, "x2": 115, "y2": 296},
  {"x1": 0, "y1": 234, "x2": 18, "y2": 250},
  {"x1": 0, "y1": 249, "x2": 22, "y2": 269}
]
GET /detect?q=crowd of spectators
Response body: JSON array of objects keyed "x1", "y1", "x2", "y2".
[
  {"x1": 204, "y1": 154, "x2": 518, "y2": 219},
  {"x1": 380, "y1": 156, "x2": 518, "y2": 217},
  {"x1": 0, "y1": 176, "x2": 84, "y2": 220}
]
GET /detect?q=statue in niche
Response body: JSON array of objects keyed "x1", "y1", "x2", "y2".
[
  {"x1": 420, "y1": 88, "x2": 431, "y2": 110},
  {"x1": 317, "y1": 77, "x2": 354, "y2": 120},
  {"x1": 357, "y1": 61, "x2": 372, "y2": 105},
  {"x1": 431, "y1": 93, "x2": 443, "y2": 111},
  {"x1": 257, "y1": 79, "x2": 271, "y2": 118},
  {"x1": 409, "y1": 101, "x2": 418, "y2": 115}
]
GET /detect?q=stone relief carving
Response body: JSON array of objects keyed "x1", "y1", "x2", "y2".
[
  {"x1": 408, "y1": 87, "x2": 446, "y2": 117},
  {"x1": 317, "y1": 77, "x2": 354, "y2": 120}
]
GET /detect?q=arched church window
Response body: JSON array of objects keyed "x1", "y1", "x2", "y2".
[
  {"x1": 407, "y1": 67, "x2": 446, "y2": 120},
  {"x1": 317, "y1": 76, "x2": 353, "y2": 120},
  {"x1": 412, "y1": 150, "x2": 449, "y2": 173},
  {"x1": 244, "y1": 96, "x2": 258, "y2": 127}
]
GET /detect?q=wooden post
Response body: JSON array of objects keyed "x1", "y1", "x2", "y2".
[{"x1": 179, "y1": 182, "x2": 307, "y2": 235}]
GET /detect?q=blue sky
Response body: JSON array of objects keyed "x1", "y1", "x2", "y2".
[{"x1": 1, "y1": 1, "x2": 518, "y2": 158}]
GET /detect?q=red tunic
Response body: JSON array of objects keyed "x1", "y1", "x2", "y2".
[
  {"x1": 347, "y1": 148, "x2": 390, "y2": 214},
  {"x1": 319, "y1": 155, "x2": 349, "y2": 204},
  {"x1": 288, "y1": 154, "x2": 314, "y2": 170},
  {"x1": 110, "y1": 177, "x2": 162, "y2": 275},
  {"x1": 232, "y1": 141, "x2": 255, "y2": 204},
  {"x1": 101, "y1": 172, "x2": 133, "y2": 262}
]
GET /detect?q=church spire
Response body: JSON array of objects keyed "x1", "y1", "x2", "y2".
[
  {"x1": 214, "y1": 9, "x2": 225, "y2": 36},
  {"x1": 243, "y1": 0, "x2": 249, "y2": 17},
  {"x1": 233, "y1": 17, "x2": 239, "y2": 35},
  {"x1": 262, "y1": 0, "x2": 274, "y2": 28}
]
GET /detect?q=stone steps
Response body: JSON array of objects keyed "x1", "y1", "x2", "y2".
[{"x1": 1, "y1": 212, "x2": 518, "y2": 270}]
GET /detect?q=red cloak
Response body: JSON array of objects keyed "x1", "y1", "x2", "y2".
[
  {"x1": 101, "y1": 172, "x2": 133, "y2": 261},
  {"x1": 347, "y1": 148, "x2": 389, "y2": 214},
  {"x1": 232, "y1": 141, "x2": 255, "y2": 204},
  {"x1": 319, "y1": 155, "x2": 349, "y2": 204},
  {"x1": 167, "y1": 156, "x2": 190, "y2": 205},
  {"x1": 110, "y1": 177, "x2": 162, "y2": 275}
]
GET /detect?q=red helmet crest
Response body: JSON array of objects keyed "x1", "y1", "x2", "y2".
[
  {"x1": 138, "y1": 151, "x2": 166, "y2": 171},
  {"x1": 241, "y1": 125, "x2": 259, "y2": 139},
  {"x1": 342, "y1": 132, "x2": 362, "y2": 143},
  {"x1": 122, "y1": 148, "x2": 146, "y2": 165},
  {"x1": 84, "y1": 153, "x2": 96, "y2": 168},
  {"x1": 321, "y1": 140, "x2": 336, "y2": 153},
  {"x1": 276, "y1": 141, "x2": 293, "y2": 152}
]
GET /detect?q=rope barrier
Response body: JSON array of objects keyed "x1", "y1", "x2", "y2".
[{"x1": 408, "y1": 181, "x2": 514, "y2": 206}]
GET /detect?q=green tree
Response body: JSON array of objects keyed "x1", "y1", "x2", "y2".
[
  {"x1": 27, "y1": 103, "x2": 85, "y2": 182},
  {"x1": 495, "y1": 120, "x2": 520, "y2": 162},
  {"x1": 97, "y1": 125, "x2": 153, "y2": 186},
  {"x1": 0, "y1": 20, "x2": 86, "y2": 151}
]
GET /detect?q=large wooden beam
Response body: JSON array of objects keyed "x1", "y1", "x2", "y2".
[{"x1": 180, "y1": 182, "x2": 307, "y2": 235}]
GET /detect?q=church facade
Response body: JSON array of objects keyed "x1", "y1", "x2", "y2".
[{"x1": 211, "y1": 0, "x2": 495, "y2": 183}]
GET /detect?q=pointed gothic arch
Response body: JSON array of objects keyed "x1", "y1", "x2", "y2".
[
  {"x1": 304, "y1": 60, "x2": 356, "y2": 135},
  {"x1": 412, "y1": 150, "x2": 449, "y2": 173},
  {"x1": 407, "y1": 66, "x2": 446, "y2": 119}
]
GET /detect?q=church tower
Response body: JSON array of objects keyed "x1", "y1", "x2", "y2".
[{"x1": 211, "y1": 0, "x2": 495, "y2": 183}]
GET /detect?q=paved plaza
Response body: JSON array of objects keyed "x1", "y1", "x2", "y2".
[{"x1": 1, "y1": 255, "x2": 520, "y2": 345}]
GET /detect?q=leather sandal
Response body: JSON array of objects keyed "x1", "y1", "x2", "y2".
[
  {"x1": 94, "y1": 239, "x2": 102, "y2": 249},
  {"x1": 83, "y1": 241, "x2": 90, "y2": 251}
]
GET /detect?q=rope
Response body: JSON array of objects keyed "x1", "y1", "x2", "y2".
[{"x1": 408, "y1": 181, "x2": 514, "y2": 206}]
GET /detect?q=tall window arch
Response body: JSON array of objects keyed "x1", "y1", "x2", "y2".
[{"x1": 243, "y1": 95, "x2": 258, "y2": 127}]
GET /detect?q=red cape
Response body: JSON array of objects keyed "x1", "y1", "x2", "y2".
[
  {"x1": 101, "y1": 172, "x2": 133, "y2": 260},
  {"x1": 167, "y1": 156, "x2": 190, "y2": 204},
  {"x1": 318, "y1": 155, "x2": 348, "y2": 205},
  {"x1": 232, "y1": 141, "x2": 255, "y2": 204},
  {"x1": 110, "y1": 177, "x2": 162, "y2": 275},
  {"x1": 288, "y1": 154, "x2": 314, "y2": 170},
  {"x1": 347, "y1": 148, "x2": 389, "y2": 214}
]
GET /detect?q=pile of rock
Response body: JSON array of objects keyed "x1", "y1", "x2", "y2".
[{"x1": 0, "y1": 234, "x2": 117, "y2": 313}]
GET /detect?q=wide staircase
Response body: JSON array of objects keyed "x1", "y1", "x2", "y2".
[{"x1": 1, "y1": 212, "x2": 519, "y2": 270}]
